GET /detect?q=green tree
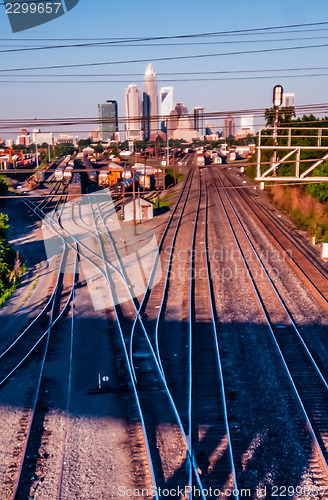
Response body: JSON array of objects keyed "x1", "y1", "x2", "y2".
[
  {"x1": 264, "y1": 106, "x2": 296, "y2": 126},
  {"x1": 307, "y1": 162, "x2": 328, "y2": 202},
  {"x1": 0, "y1": 176, "x2": 8, "y2": 197},
  {"x1": 78, "y1": 138, "x2": 92, "y2": 148}
]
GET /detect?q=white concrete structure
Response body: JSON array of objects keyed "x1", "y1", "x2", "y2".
[
  {"x1": 125, "y1": 84, "x2": 143, "y2": 141},
  {"x1": 282, "y1": 93, "x2": 295, "y2": 107},
  {"x1": 123, "y1": 197, "x2": 154, "y2": 222}
]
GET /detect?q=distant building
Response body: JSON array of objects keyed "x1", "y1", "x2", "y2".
[
  {"x1": 194, "y1": 107, "x2": 205, "y2": 137},
  {"x1": 98, "y1": 100, "x2": 118, "y2": 142},
  {"x1": 89, "y1": 129, "x2": 101, "y2": 142},
  {"x1": 56, "y1": 134, "x2": 77, "y2": 145},
  {"x1": 167, "y1": 103, "x2": 200, "y2": 142},
  {"x1": 160, "y1": 87, "x2": 174, "y2": 132},
  {"x1": 223, "y1": 114, "x2": 236, "y2": 138},
  {"x1": 17, "y1": 136, "x2": 29, "y2": 146},
  {"x1": 282, "y1": 92, "x2": 295, "y2": 107},
  {"x1": 236, "y1": 114, "x2": 255, "y2": 139},
  {"x1": 6, "y1": 139, "x2": 14, "y2": 148},
  {"x1": 125, "y1": 84, "x2": 142, "y2": 141},
  {"x1": 143, "y1": 64, "x2": 158, "y2": 140}
]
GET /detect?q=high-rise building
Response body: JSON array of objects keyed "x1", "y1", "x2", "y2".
[
  {"x1": 160, "y1": 87, "x2": 174, "y2": 132},
  {"x1": 98, "y1": 100, "x2": 118, "y2": 142},
  {"x1": 223, "y1": 114, "x2": 236, "y2": 138},
  {"x1": 282, "y1": 93, "x2": 295, "y2": 107},
  {"x1": 167, "y1": 102, "x2": 200, "y2": 142},
  {"x1": 194, "y1": 107, "x2": 205, "y2": 136},
  {"x1": 236, "y1": 114, "x2": 255, "y2": 139},
  {"x1": 143, "y1": 64, "x2": 158, "y2": 140},
  {"x1": 125, "y1": 84, "x2": 142, "y2": 141}
]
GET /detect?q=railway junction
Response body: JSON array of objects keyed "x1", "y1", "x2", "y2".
[{"x1": 0, "y1": 156, "x2": 327, "y2": 500}]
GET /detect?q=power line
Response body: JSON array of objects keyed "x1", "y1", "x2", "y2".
[
  {"x1": 2, "y1": 35, "x2": 328, "y2": 54},
  {"x1": 1, "y1": 73, "x2": 328, "y2": 84},
  {"x1": 0, "y1": 66, "x2": 327, "y2": 78},
  {"x1": 2, "y1": 42, "x2": 328, "y2": 73}
]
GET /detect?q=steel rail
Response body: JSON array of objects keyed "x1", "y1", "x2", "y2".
[
  {"x1": 153, "y1": 171, "x2": 194, "y2": 378},
  {"x1": 210, "y1": 167, "x2": 328, "y2": 476},
  {"x1": 187, "y1": 170, "x2": 202, "y2": 498},
  {"x1": 218, "y1": 170, "x2": 328, "y2": 390},
  {"x1": 56, "y1": 254, "x2": 78, "y2": 500},
  {"x1": 87, "y1": 174, "x2": 207, "y2": 498},
  {"x1": 12, "y1": 248, "x2": 78, "y2": 499},
  {"x1": 203, "y1": 174, "x2": 239, "y2": 497},
  {"x1": 73, "y1": 197, "x2": 160, "y2": 500},
  {"x1": 223, "y1": 168, "x2": 328, "y2": 297}
]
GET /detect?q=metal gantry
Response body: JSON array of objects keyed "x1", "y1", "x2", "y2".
[{"x1": 256, "y1": 126, "x2": 328, "y2": 181}]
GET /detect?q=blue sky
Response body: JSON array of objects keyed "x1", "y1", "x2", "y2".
[{"x1": 0, "y1": 0, "x2": 328, "y2": 137}]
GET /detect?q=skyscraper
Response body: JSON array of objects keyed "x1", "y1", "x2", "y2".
[
  {"x1": 223, "y1": 114, "x2": 236, "y2": 138},
  {"x1": 282, "y1": 93, "x2": 295, "y2": 107},
  {"x1": 98, "y1": 100, "x2": 118, "y2": 141},
  {"x1": 125, "y1": 84, "x2": 142, "y2": 141},
  {"x1": 143, "y1": 64, "x2": 158, "y2": 140},
  {"x1": 160, "y1": 87, "x2": 174, "y2": 132},
  {"x1": 194, "y1": 107, "x2": 205, "y2": 136}
]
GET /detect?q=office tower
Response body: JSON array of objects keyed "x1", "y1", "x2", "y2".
[
  {"x1": 223, "y1": 114, "x2": 236, "y2": 138},
  {"x1": 240, "y1": 114, "x2": 254, "y2": 131},
  {"x1": 160, "y1": 86, "x2": 174, "y2": 131},
  {"x1": 282, "y1": 93, "x2": 295, "y2": 107},
  {"x1": 237, "y1": 114, "x2": 255, "y2": 138},
  {"x1": 98, "y1": 100, "x2": 118, "y2": 141},
  {"x1": 194, "y1": 106, "x2": 205, "y2": 136},
  {"x1": 143, "y1": 63, "x2": 158, "y2": 140},
  {"x1": 125, "y1": 84, "x2": 142, "y2": 141}
]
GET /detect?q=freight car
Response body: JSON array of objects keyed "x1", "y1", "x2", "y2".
[
  {"x1": 98, "y1": 165, "x2": 123, "y2": 188},
  {"x1": 54, "y1": 164, "x2": 66, "y2": 182},
  {"x1": 68, "y1": 173, "x2": 82, "y2": 200},
  {"x1": 63, "y1": 165, "x2": 73, "y2": 184},
  {"x1": 138, "y1": 173, "x2": 155, "y2": 191},
  {"x1": 154, "y1": 171, "x2": 166, "y2": 190},
  {"x1": 83, "y1": 155, "x2": 98, "y2": 183}
]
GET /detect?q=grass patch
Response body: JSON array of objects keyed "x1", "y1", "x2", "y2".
[{"x1": 268, "y1": 183, "x2": 328, "y2": 242}]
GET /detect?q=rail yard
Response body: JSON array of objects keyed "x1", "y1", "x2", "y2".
[{"x1": 0, "y1": 155, "x2": 327, "y2": 500}]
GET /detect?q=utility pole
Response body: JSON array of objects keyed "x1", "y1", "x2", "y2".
[
  {"x1": 122, "y1": 163, "x2": 126, "y2": 204},
  {"x1": 36, "y1": 143, "x2": 39, "y2": 169},
  {"x1": 133, "y1": 168, "x2": 136, "y2": 235},
  {"x1": 273, "y1": 85, "x2": 283, "y2": 166}
]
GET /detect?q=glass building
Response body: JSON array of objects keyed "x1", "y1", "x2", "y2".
[
  {"x1": 98, "y1": 100, "x2": 118, "y2": 141},
  {"x1": 194, "y1": 107, "x2": 205, "y2": 137}
]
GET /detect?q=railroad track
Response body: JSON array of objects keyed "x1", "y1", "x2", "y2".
[
  {"x1": 82, "y1": 171, "x2": 214, "y2": 498},
  {"x1": 209, "y1": 167, "x2": 328, "y2": 493},
  {"x1": 0, "y1": 232, "x2": 77, "y2": 500},
  {"x1": 189, "y1": 170, "x2": 238, "y2": 496},
  {"x1": 221, "y1": 168, "x2": 328, "y2": 307}
]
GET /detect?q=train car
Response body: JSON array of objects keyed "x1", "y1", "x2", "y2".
[
  {"x1": 111, "y1": 178, "x2": 136, "y2": 197},
  {"x1": 54, "y1": 165, "x2": 65, "y2": 182},
  {"x1": 196, "y1": 153, "x2": 205, "y2": 167},
  {"x1": 63, "y1": 165, "x2": 73, "y2": 184},
  {"x1": 83, "y1": 155, "x2": 98, "y2": 183},
  {"x1": 154, "y1": 171, "x2": 166, "y2": 190},
  {"x1": 98, "y1": 165, "x2": 123, "y2": 188},
  {"x1": 68, "y1": 173, "x2": 82, "y2": 200},
  {"x1": 138, "y1": 173, "x2": 155, "y2": 191},
  {"x1": 122, "y1": 169, "x2": 132, "y2": 180}
]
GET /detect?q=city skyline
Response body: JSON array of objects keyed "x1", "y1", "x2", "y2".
[{"x1": 0, "y1": 0, "x2": 325, "y2": 131}]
